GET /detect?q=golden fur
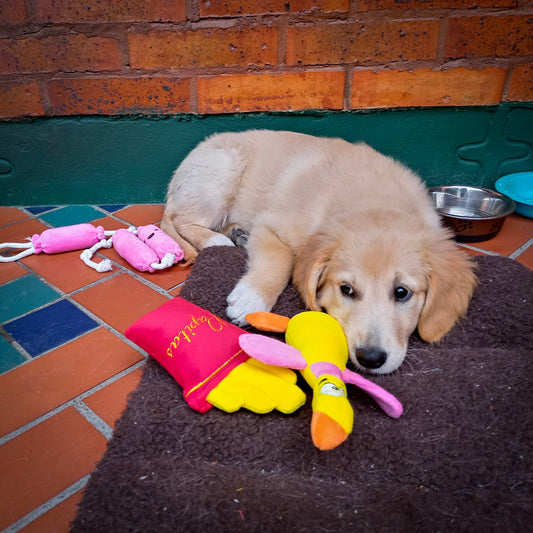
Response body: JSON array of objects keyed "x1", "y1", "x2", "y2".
[{"x1": 162, "y1": 130, "x2": 477, "y2": 373}]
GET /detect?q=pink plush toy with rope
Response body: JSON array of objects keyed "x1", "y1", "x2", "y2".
[{"x1": 0, "y1": 223, "x2": 184, "y2": 273}]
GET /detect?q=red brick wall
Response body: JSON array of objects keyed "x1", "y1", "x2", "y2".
[{"x1": 0, "y1": 0, "x2": 531, "y2": 119}]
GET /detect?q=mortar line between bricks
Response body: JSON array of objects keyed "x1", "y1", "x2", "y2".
[{"x1": 0, "y1": 475, "x2": 91, "y2": 533}]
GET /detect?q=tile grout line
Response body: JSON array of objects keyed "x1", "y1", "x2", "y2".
[
  {"x1": 0, "y1": 326, "x2": 33, "y2": 363},
  {"x1": 458, "y1": 242, "x2": 500, "y2": 256},
  {"x1": 0, "y1": 474, "x2": 91, "y2": 533},
  {"x1": 74, "y1": 359, "x2": 147, "y2": 403},
  {"x1": 458, "y1": 234, "x2": 533, "y2": 262},
  {"x1": 0, "y1": 360, "x2": 146, "y2": 447},
  {"x1": 72, "y1": 399, "x2": 114, "y2": 440},
  {"x1": 509, "y1": 236, "x2": 533, "y2": 259}
]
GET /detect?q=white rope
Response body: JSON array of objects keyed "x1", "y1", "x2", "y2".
[
  {"x1": 80, "y1": 237, "x2": 114, "y2": 272},
  {"x1": 0, "y1": 240, "x2": 35, "y2": 262},
  {"x1": 150, "y1": 252, "x2": 176, "y2": 270}
]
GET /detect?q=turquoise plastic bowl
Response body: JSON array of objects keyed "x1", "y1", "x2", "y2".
[{"x1": 496, "y1": 172, "x2": 533, "y2": 219}]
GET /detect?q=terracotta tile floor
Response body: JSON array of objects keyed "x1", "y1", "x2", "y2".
[
  {"x1": 0, "y1": 204, "x2": 191, "y2": 532},
  {"x1": 0, "y1": 204, "x2": 532, "y2": 532}
]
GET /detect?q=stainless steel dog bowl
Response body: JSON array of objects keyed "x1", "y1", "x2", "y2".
[{"x1": 428, "y1": 186, "x2": 516, "y2": 242}]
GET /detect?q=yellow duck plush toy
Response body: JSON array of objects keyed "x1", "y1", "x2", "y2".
[{"x1": 241, "y1": 311, "x2": 403, "y2": 450}]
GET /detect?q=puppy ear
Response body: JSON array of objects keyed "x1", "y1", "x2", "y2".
[
  {"x1": 418, "y1": 232, "x2": 477, "y2": 342},
  {"x1": 293, "y1": 234, "x2": 336, "y2": 310}
]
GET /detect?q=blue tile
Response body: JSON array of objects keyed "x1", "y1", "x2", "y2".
[
  {"x1": 97, "y1": 204, "x2": 127, "y2": 213},
  {"x1": 39, "y1": 206, "x2": 105, "y2": 227},
  {"x1": 0, "y1": 275, "x2": 60, "y2": 323},
  {"x1": 25, "y1": 206, "x2": 57, "y2": 215},
  {"x1": 0, "y1": 335, "x2": 26, "y2": 373},
  {"x1": 4, "y1": 299, "x2": 98, "y2": 357}
]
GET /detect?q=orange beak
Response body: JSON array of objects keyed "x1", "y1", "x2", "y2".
[{"x1": 311, "y1": 411, "x2": 349, "y2": 451}]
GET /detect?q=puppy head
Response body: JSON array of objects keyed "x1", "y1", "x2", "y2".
[{"x1": 293, "y1": 229, "x2": 476, "y2": 374}]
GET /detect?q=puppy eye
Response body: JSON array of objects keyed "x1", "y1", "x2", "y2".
[
  {"x1": 394, "y1": 286, "x2": 411, "y2": 302},
  {"x1": 340, "y1": 283, "x2": 356, "y2": 298}
]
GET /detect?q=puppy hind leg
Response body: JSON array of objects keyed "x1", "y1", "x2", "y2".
[
  {"x1": 226, "y1": 227, "x2": 294, "y2": 325},
  {"x1": 160, "y1": 214, "x2": 198, "y2": 265},
  {"x1": 162, "y1": 211, "x2": 235, "y2": 264},
  {"x1": 179, "y1": 223, "x2": 235, "y2": 250}
]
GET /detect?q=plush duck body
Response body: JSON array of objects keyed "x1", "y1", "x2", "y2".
[{"x1": 285, "y1": 312, "x2": 354, "y2": 449}]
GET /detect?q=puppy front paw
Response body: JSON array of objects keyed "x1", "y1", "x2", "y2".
[
  {"x1": 205, "y1": 234, "x2": 235, "y2": 248},
  {"x1": 226, "y1": 281, "x2": 268, "y2": 326}
]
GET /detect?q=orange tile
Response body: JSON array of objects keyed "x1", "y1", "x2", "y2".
[
  {"x1": 113, "y1": 204, "x2": 165, "y2": 227},
  {"x1": 472, "y1": 214, "x2": 533, "y2": 257},
  {"x1": 0, "y1": 328, "x2": 144, "y2": 436},
  {"x1": 0, "y1": 218, "x2": 47, "y2": 243},
  {"x1": 0, "y1": 219, "x2": 48, "y2": 267},
  {"x1": 0, "y1": 206, "x2": 29, "y2": 226},
  {"x1": 169, "y1": 283, "x2": 186, "y2": 297},
  {"x1": 21, "y1": 248, "x2": 113, "y2": 293},
  {"x1": 20, "y1": 490, "x2": 83, "y2": 533},
  {"x1": 458, "y1": 245, "x2": 489, "y2": 258},
  {"x1": 90, "y1": 215, "x2": 129, "y2": 231},
  {"x1": 72, "y1": 273, "x2": 168, "y2": 334},
  {"x1": 138, "y1": 261, "x2": 191, "y2": 290},
  {"x1": 84, "y1": 366, "x2": 144, "y2": 428},
  {"x1": 0, "y1": 260, "x2": 27, "y2": 284},
  {"x1": 0, "y1": 407, "x2": 107, "y2": 530},
  {"x1": 515, "y1": 243, "x2": 533, "y2": 270}
]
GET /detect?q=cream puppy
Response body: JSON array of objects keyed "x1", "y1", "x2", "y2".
[{"x1": 162, "y1": 130, "x2": 476, "y2": 374}]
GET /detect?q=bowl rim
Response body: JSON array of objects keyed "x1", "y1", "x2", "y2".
[
  {"x1": 495, "y1": 172, "x2": 533, "y2": 207},
  {"x1": 428, "y1": 185, "x2": 516, "y2": 220}
]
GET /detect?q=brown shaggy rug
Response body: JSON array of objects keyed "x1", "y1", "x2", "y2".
[{"x1": 72, "y1": 247, "x2": 532, "y2": 532}]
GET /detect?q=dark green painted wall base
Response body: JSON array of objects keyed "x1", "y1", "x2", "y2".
[{"x1": 1, "y1": 104, "x2": 532, "y2": 205}]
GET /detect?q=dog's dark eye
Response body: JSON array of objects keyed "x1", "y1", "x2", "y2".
[
  {"x1": 340, "y1": 283, "x2": 356, "y2": 298},
  {"x1": 394, "y1": 286, "x2": 411, "y2": 302}
]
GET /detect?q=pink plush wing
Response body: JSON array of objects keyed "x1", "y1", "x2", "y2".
[
  {"x1": 239, "y1": 334, "x2": 307, "y2": 369},
  {"x1": 342, "y1": 369, "x2": 403, "y2": 418}
]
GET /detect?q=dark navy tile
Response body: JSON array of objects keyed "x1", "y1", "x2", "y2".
[
  {"x1": 25, "y1": 206, "x2": 58, "y2": 215},
  {"x1": 4, "y1": 299, "x2": 98, "y2": 357},
  {"x1": 97, "y1": 204, "x2": 127, "y2": 213}
]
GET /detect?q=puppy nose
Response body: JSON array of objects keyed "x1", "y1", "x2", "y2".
[{"x1": 355, "y1": 346, "x2": 387, "y2": 369}]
